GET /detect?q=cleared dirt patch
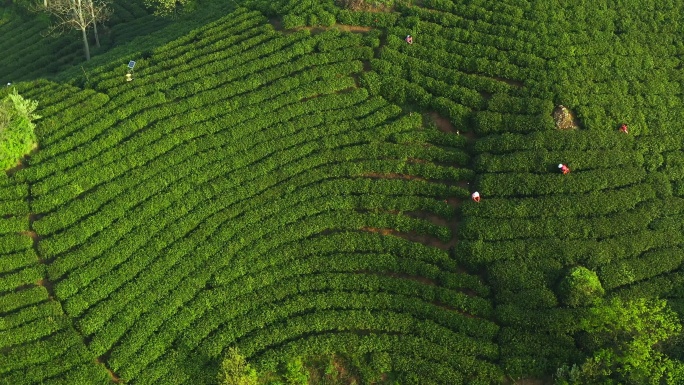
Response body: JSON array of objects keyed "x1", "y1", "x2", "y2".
[
  {"x1": 427, "y1": 111, "x2": 456, "y2": 134},
  {"x1": 96, "y1": 357, "x2": 123, "y2": 384},
  {"x1": 4, "y1": 143, "x2": 38, "y2": 176},
  {"x1": 362, "y1": 60, "x2": 372, "y2": 71},
  {"x1": 552, "y1": 105, "x2": 581, "y2": 130},
  {"x1": 426, "y1": 111, "x2": 477, "y2": 140},
  {"x1": 432, "y1": 300, "x2": 481, "y2": 318},
  {"x1": 20, "y1": 229, "x2": 40, "y2": 242},
  {"x1": 35, "y1": 278, "x2": 55, "y2": 298},
  {"x1": 335, "y1": 24, "x2": 372, "y2": 33},
  {"x1": 5, "y1": 159, "x2": 25, "y2": 175},
  {"x1": 404, "y1": 209, "x2": 449, "y2": 227},
  {"x1": 337, "y1": 1, "x2": 394, "y2": 13},
  {"x1": 269, "y1": 18, "x2": 283, "y2": 31},
  {"x1": 492, "y1": 76, "x2": 525, "y2": 88}
]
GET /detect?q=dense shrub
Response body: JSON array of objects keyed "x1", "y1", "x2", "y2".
[
  {"x1": 558, "y1": 266, "x2": 605, "y2": 308},
  {"x1": 0, "y1": 89, "x2": 39, "y2": 170}
]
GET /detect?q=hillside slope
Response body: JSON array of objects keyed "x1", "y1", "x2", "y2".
[{"x1": 2, "y1": 0, "x2": 684, "y2": 384}]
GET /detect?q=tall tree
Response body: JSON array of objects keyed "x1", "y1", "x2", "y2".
[
  {"x1": 144, "y1": 0, "x2": 195, "y2": 17},
  {"x1": 0, "y1": 88, "x2": 40, "y2": 171},
  {"x1": 38, "y1": 0, "x2": 111, "y2": 61},
  {"x1": 217, "y1": 347, "x2": 258, "y2": 385},
  {"x1": 558, "y1": 297, "x2": 684, "y2": 385}
]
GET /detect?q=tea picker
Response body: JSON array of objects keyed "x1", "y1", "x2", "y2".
[
  {"x1": 558, "y1": 163, "x2": 570, "y2": 175},
  {"x1": 405, "y1": 35, "x2": 413, "y2": 44},
  {"x1": 471, "y1": 191, "x2": 480, "y2": 202},
  {"x1": 619, "y1": 123, "x2": 628, "y2": 134},
  {"x1": 126, "y1": 60, "x2": 136, "y2": 82}
]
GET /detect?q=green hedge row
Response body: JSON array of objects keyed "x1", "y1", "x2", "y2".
[
  {"x1": 476, "y1": 166, "x2": 647, "y2": 196},
  {"x1": 599, "y1": 247, "x2": 684, "y2": 290},
  {"x1": 0, "y1": 216, "x2": 28, "y2": 235},
  {"x1": 0, "y1": 250, "x2": 39, "y2": 276},
  {"x1": 0, "y1": 233, "x2": 33, "y2": 255},
  {"x1": 613, "y1": 271, "x2": 684, "y2": 301},
  {"x1": 41, "y1": 103, "x2": 416, "y2": 280},
  {"x1": 457, "y1": 228, "x2": 684, "y2": 268},
  {"x1": 30, "y1": 29, "x2": 315, "y2": 165},
  {"x1": 60, "y1": 171, "x2": 458, "y2": 313},
  {"x1": 365, "y1": 74, "x2": 471, "y2": 128},
  {"x1": 461, "y1": 183, "x2": 656, "y2": 218},
  {"x1": 397, "y1": 7, "x2": 535, "y2": 59},
  {"x1": 0, "y1": 315, "x2": 67, "y2": 350},
  {"x1": 29, "y1": 36, "x2": 357, "y2": 173},
  {"x1": 0, "y1": 266, "x2": 44, "y2": 294},
  {"x1": 0, "y1": 301, "x2": 62, "y2": 332},
  {"x1": 82, "y1": 255, "x2": 490, "y2": 339},
  {"x1": 418, "y1": 0, "x2": 532, "y2": 31},
  {"x1": 474, "y1": 130, "x2": 636, "y2": 154},
  {"x1": 474, "y1": 148, "x2": 645, "y2": 173},
  {"x1": 30, "y1": 63, "x2": 364, "y2": 206},
  {"x1": 460, "y1": 201, "x2": 660, "y2": 241},
  {"x1": 33, "y1": 82, "x2": 371, "y2": 234},
  {"x1": 114, "y1": 298, "x2": 496, "y2": 381},
  {"x1": 44, "y1": 107, "x2": 410, "y2": 286},
  {"x1": 83, "y1": 228, "x2": 466, "y2": 359},
  {"x1": 473, "y1": 111, "x2": 555, "y2": 134},
  {"x1": 144, "y1": 333, "x2": 501, "y2": 385},
  {"x1": 37, "y1": 104, "x2": 417, "y2": 258},
  {"x1": 77, "y1": 7, "x2": 264, "y2": 87},
  {"x1": 337, "y1": 10, "x2": 400, "y2": 28},
  {"x1": 0, "y1": 329, "x2": 108, "y2": 385}
]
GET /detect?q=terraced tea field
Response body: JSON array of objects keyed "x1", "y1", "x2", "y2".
[{"x1": 2, "y1": 0, "x2": 684, "y2": 384}]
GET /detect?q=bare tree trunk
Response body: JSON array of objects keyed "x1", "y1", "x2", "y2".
[
  {"x1": 89, "y1": 0, "x2": 100, "y2": 47},
  {"x1": 81, "y1": 27, "x2": 91, "y2": 60},
  {"x1": 39, "y1": 0, "x2": 111, "y2": 63},
  {"x1": 73, "y1": 0, "x2": 91, "y2": 60},
  {"x1": 92, "y1": 20, "x2": 100, "y2": 48}
]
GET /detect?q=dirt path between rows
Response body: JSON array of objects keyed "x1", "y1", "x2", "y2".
[{"x1": 12, "y1": 171, "x2": 124, "y2": 384}]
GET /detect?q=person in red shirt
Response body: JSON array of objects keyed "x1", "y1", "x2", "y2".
[
  {"x1": 405, "y1": 35, "x2": 413, "y2": 44},
  {"x1": 558, "y1": 163, "x2": 570, "y2": 175},
  {"x1": 471, "y1": 191, "x2": 480, "y2": 202},
  {"x1": 619, "y1": 123, "x2": 628, "y2": 134}
]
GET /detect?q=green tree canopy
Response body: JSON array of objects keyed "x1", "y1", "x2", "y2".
[
  {"x1": 0, "y1": 88, "x2": 40, "y2": 171},
  {"x1": 562, "y1": 297, "x2": 684, "y2": 385},
  {"x1": 217, "y1": 347, "x2": 258, "y2": 385},
  {"x1": 559, "y1": 266, "x2": 605, "y2": 308},
  {"x1": 144, "y1": 0, "x2": 196, "y2": 16}
]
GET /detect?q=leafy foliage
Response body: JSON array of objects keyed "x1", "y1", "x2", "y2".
[
  {"x1": 2, "y1": 0, "x2": 684, "y2": 384},
  {"x1": 218, "y1": 347, "x2": 258, "y2": 385},
  {"x1": 144, "y1": 0, "x2": 196, "y2": 16},
  {"x1": 559, "y1": 266, "x2": 605, "y2": 308},
  {"x1": 563, "y1": 298, "x2": 683, "y2": 385},
  {"x1": 0, "y1": 88, "x2": 39, "y2": 170}
]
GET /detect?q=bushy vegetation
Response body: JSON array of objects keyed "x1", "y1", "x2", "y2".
[
  {"x1": 1, "y1": 0, "x2": 684, "y2": 384},
  {"x1": 0, "y1": 89, "x2": 40, "y2": 170}
]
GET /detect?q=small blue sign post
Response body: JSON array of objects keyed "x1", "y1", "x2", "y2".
[{"x1": 126, "y1": 61, "x2": 136, "y2": 82}]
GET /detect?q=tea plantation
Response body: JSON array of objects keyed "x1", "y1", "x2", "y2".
[{"x1": 1, "y1": 0, "x2": 684, "y2": 384}]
